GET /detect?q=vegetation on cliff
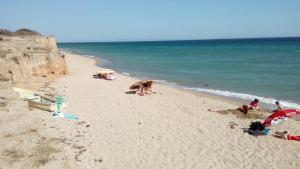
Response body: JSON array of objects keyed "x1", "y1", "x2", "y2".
[{"x1": 0, "y1": 28, "x2": 41, "y2": 36}]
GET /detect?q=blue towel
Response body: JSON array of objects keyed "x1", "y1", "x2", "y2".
[
  {"x1": 63, "y1": 113, "x2": 78, "y2": 120},
  {"x1": 53, "y1": 112, "x2": 78, "y2": 120}
]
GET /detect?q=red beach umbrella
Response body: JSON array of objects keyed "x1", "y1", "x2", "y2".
[{"x1": 263, "y1": 109, "x2": 300, "y2": 127}]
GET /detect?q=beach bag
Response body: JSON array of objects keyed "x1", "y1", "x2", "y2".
[{"x1": 249, "y1": 121, "x2": 265, "y2": 131}]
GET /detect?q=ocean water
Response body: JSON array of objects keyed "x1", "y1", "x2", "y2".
[{"x1": 58, "y1": 38, "x2": 300, "y2": 109}]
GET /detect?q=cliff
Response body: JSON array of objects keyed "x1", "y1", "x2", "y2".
[{"x1": 0, "y1": 29, "x2": 68, "y2": 82}]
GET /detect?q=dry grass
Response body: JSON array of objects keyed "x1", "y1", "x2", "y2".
[
  {"x1": 2, "y1": 148, "x2": 25, "y2": 164},
  {"x1": 32, "y1": 138, "x2": 60, "y2": 167}
]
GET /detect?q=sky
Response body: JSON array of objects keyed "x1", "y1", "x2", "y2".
[{"x1": 0, "y1": 0, "x2": 300, "y2": 42}]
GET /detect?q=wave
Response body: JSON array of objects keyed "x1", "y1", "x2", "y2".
[
  {"x1": 186, "y1": 87, "x2": 300, "y2": 110},
  {"x1": 153, "y1": 79, "x2": 177, "y2": 86},
  {"x1": 121, "y1": 72, "x2": 130, "y2": 76},
  {"x1": 83, "y1": 55, "x2": 96, "y2": 58}
]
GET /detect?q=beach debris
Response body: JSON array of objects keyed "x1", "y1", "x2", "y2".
[
  {"x1": 208, "y1": 108, "x2": 218, "y2": 112},
  {"x1": 0, "y1": 97, "x2": 8, "y2": 109},
  {"x1": 77, "y1": 121, "x2": 86, "y2": 125},
  {"x1": 28, "y1": 99, "x2": 55, "y2": 112},
  {"x1": 129, "y1": 80, "x2": 156, "y2": 96},
  {"x1": 94, "y1": 158, "x2": 103, "y2": 163},
  {"x1": 13, "y1": 87, "x2": 38, "y2": 100},
  {"x1": 263, "y1": 109, "x2": 300, "y2": 127},
  {"x1": 28, "y1": 95, "x2": 67, "y2": 112},
  {"x1": 229, "y1": 122, "x2": 238, "y2": 129},
  {"x1": 52, "y1": 96, "x2": 77, "y2": 119},
  {"x1": 13, "y1": 87, "x2": 67, "y2": 112}
]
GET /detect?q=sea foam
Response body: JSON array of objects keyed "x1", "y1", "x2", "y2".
[{"x1": 187, "y1": 87, "x2": 300, "y2": 110}]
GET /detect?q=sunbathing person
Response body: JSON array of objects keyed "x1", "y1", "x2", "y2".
[
  {"x1": 240, "y1": 99, "x2": 259, "y2": 114},
  {"x1": 95, "y1": 69, "x2": 117, "y2": 80},
  {"x1": 97, "y1": 73, "x2": 117, "y2": 80},
  {"x1": 273, "y1": 131, "x2": 300, "y2": 141}
]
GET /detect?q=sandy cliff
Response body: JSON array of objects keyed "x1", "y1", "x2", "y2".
[{"x1": 0, "y1": 29, "x2": 68, "y2": 82}]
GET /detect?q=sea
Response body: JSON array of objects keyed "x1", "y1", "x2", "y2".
[{"x1": 58, "y1": 37, "x2": 300, "y2": 109}]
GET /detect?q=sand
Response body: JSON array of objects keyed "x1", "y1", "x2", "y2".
[{"x1": 1, "y1": 53, "x2": 300, "y2": 169}]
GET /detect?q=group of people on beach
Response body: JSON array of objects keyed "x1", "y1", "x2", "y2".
[
  {"x1": 240, "y1": 99, "x2": 282, "y2": 114},
  {"x1": 95, "y1": 69, "x2": 155, "y2": 96},
  {"x1": 242, "y1": 98, "x2": 300, "y2": 142},
  {"x1": 96, "y1": 69, "x2": 299, "y2": 141}
]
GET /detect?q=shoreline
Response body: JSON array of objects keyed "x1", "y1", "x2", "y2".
[
  {"x1": 58, "y1": 41, "x2": 300, "y2": 110},
  {"x1": 62, "y1": 50, "x2": 289, "y2": 110},
  {"x1": 62, "y1": 51, "x2": 244, "y2": 107}
]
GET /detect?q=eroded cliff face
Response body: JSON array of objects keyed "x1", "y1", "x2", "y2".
[{"x1": 0, "y1": 34, "x2": 68, "y2": 82}]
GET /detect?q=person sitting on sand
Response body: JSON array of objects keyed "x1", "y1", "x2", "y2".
[
  {"x1": 274, "y1": 101, "x2": 282, "y2": 111},
  {"x1": 249, "y1": 99, "x2": 259, "y2": 109},
  {"x1": 139, "y1": 81, "x2": 155, "y2": 96},
  {"x1": 273, "y1": 131, "x2": 300, "y2": 141},
  {"x1": 129, "y1": 80, "x2": 156, "y2": 96},
  {"x1": 240, "y1": 99, "x2": 259, "y2": 114}
]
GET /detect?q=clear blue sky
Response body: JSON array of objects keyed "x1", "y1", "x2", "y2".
[{"x1": 1, "y1": 0, "x2": 300, "y2": 42}]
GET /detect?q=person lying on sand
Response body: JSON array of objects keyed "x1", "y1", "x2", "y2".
[
  {"x1": 239, "y1": 99, "x2": 259, "y2": 114},
  {"x1": 95, "y1": 69, "x2": 117, "y2": 80},
  {"x1": 273, "y1": 131, "x2": 300, "y2": 141},
  {"x1": 97, "y1": 73, "x2": 117, "y2": 80}
]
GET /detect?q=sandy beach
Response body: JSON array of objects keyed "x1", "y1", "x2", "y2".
[
  {"x1": 1, "y1": 52, "x2": 300, "y2": 169},
  {"x1": 2, "y1": 1, "x2": 300, "y2": 168}
]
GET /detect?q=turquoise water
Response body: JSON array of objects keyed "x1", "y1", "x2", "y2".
[{"x1": 58, "y1": 38, "x2": 300, "y2": 109}]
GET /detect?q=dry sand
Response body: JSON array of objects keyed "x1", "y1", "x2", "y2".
[{"x1": 1, "y1": 53, "x2": 300, "y2": 169}]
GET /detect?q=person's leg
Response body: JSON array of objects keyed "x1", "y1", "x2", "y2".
[
  {"x1": 242, "y1": 105, "x2": 249, "y2": 114},
  {"x1": 145, "y1": 87, "x2": 151, "y2": 94},
  {"x1": 273, "y1": 131, "x2": 288, "y2": 139},
  {"x1": 139, "y1": 87, "x2": 145, "y2": 96}
]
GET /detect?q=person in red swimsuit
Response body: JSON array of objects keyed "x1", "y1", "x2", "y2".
[
  {"x1": 240, "y1": 99, "x2": 259, "y2": 114},
  {"x1": 249, "y1": 99, "x2": 259, "y2": 109}
]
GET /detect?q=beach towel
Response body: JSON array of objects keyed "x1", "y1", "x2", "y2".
[
  {"x1": 53, "y1": 112, "x2": 78, "y2": 120},
  {"x1": 287, "y1": 135, "x2": 300, "y2": 141},
  {"x1": 106, "y1": 74, "x2": 117, "y2": 80}
]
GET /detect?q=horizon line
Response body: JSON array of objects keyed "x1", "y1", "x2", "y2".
[{"x1": 57, "y1": 36, "x2": 300, "y2": 43}]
